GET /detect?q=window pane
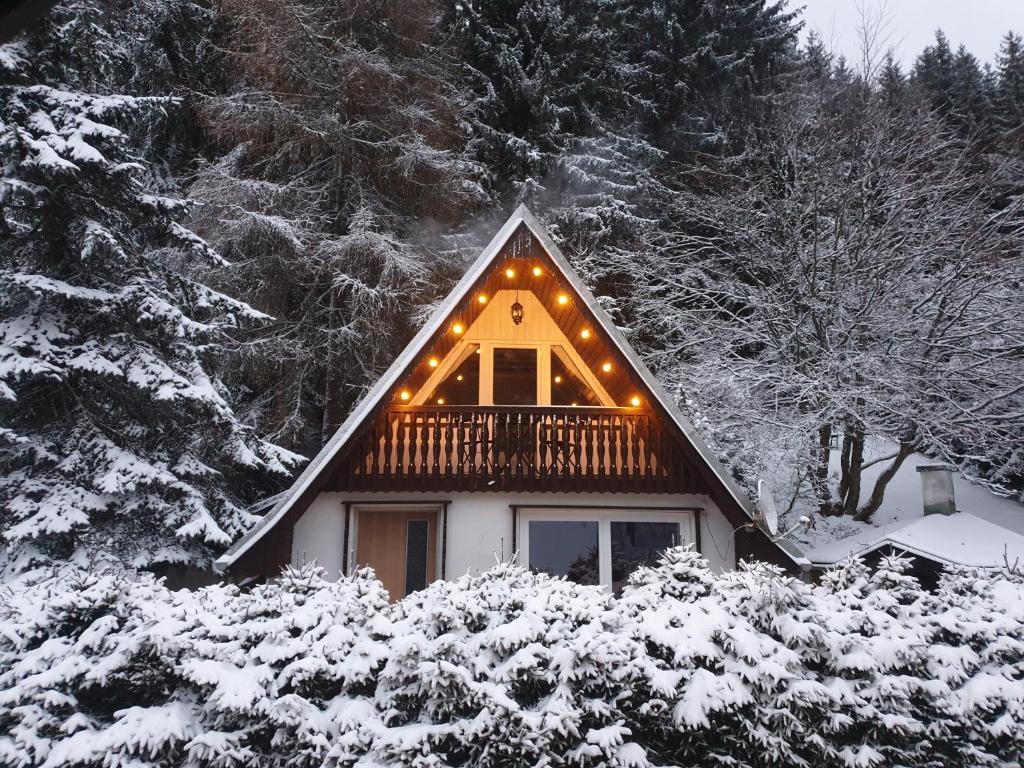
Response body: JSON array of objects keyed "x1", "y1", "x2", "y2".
[
  {"x1": 550, "y1": 347, "x2": 600, "y2": 406},
  {"x1": 528, "y1": 520, "x2": 599, "y2": 585},
  {"x1": 405, "y1": 519, "x2": 430, "y2": 595},
  {"x1": 494, "y1": 347, "x2": 537, "y2": 405},
  {"x1": 431, "y1": 347, "x2": 479, "y2": 405},
  {"x1": 611, "y1": 521, "x2": 679, "y2": 594}
]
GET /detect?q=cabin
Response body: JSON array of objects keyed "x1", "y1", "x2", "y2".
[{"x1": 216, "y1": 206, "x2": 803, "y2": 598}]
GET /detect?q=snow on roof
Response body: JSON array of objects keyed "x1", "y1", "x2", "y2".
[
  {"x1": 216, "y1": 205, "x2": 803, "y2": 571},
  {"x1": 804, "y1": 512, "x2": 1024, "y2": 568}
]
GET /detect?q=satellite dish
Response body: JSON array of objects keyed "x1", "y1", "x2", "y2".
[{"x1": 756, "y1": 479, "x2": 779, "y2": 536}]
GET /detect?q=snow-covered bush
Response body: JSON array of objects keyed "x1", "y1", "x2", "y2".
[
  {"x1": 1, "y1": 550, "x2": 1022, "y2": 768},
  {"x1": 364, "y1": 564, "x2": 648, "y2": 768}
]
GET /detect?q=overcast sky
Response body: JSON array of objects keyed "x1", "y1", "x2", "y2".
[{"x1": 795, "y1": 0, "x2": 1024, "y2": 71}]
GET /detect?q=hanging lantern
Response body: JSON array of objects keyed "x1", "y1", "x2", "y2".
[{"x1": 510, "y1": 298, "x2": 524, "y2": 325}]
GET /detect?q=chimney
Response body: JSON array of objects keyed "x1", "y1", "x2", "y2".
[{"x1": 916, "y1": 464, "x2": 956, "y2": 516}]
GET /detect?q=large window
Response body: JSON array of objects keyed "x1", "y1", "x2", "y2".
[
  {"x1": 493, "y1": 347, "x2": 538, "y2": 405},
  {"x1": 526, "y1": 520, "x2": 599, "y2": 585},
  {"x1": 521, "y1": 509, "x2": 693, "y2": 593}
]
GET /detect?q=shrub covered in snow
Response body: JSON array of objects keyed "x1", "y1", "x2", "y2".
[{"x1": 1, "y1": 550, "x2": 1022, "y2": 768}]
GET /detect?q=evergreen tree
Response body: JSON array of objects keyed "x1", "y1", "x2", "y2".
[
  {"x1": 0, "y1": 3, "x2": 299, "y2": 569},
  {"x1": 622, "y1": 0, "x2": 801, "y2": 160},
  {"x1": 800, "y1": 31, "x2": 833, "y2": 83},
  {"x1": 445, "y1": 0, "x2": 665, "y2": 260},
  {"x1": 879, "y1": 51, "x2": 906, "y2": 103},
  {"x1": 190, "y1": 0, "x2": 485, "y2": 454},
  {"x1": 995, "y1": 31, "x2": 1024, "y2": 151},
  {"x1": 914, "y1": 29, "x2": 956, "y2": 114},
  {"x1": 949, "y1": 44, "x2": 994, "y2": 137}
]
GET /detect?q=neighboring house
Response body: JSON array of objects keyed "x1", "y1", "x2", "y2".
[
  {"x1": 216, "y1": 206, "x2": 802, "y2": 598},
  {"x1": 804, "y1": 466, "x2": 1024, "y2": 589}
]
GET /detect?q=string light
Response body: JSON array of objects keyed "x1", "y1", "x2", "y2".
[
  {"x1": 436, "y1": 397, "x2": 446, "y2": 405},
  {"x1": 399, "y1": 390, "x2": 411, "y2": 401},
  {"x1": 630, "y1": 396, "x2": 641, "y2": 407},
  {"x1": 532, "y1": 266, "x2": 543, "y2": 277},
  {"x1": 580, "y1": 329, "x2": 591, "y2": 339},
  {"x1": 456, "y1": 374, "x2": 464, "y2": 381},
  {"x1": 554, "y1": 375, "x2": 563, "y2": 384},
  {"x1": 505, "y1": 267, "x2": 516, "y2": 279},
  {"x1": 452, "y1": 322, "x2": 464, "y2": 335},
  {"x1": 602, "y1": 362, "x2": 612, "y2": 373},
  {"x1": 557, "y1": 294, "x2": 569, "y2": 306},
  {"x1": 428, "y1": 357, "x2": 439, "y2": 368},
  {"x1": 477, "y1": 294, "x2": 488, "y2": 304}
]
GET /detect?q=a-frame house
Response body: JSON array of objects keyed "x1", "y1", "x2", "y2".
[{"x1": 217, "y1": 206, "x2": 804, "y2": 597}]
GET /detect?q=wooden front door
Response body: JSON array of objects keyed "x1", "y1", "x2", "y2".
[{"x1": 355, "y1": 508, "x2": 438, "y2": 601}]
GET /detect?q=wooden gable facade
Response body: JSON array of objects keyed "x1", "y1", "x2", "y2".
[{"x1": 326, "y1": 222, "x2": 708, "y2": 497}]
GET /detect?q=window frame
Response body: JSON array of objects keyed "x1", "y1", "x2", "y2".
[{"x1": 517, "y1": 507, "x2": 696, "y2": 591}]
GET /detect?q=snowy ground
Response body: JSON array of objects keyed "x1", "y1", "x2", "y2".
[{"x1": 783, "y1": 437, "x2": 1024, "y2": 553}]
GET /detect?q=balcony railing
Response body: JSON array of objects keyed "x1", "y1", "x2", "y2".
[{"x1": 335, "y1": 406, "x2": 688, "y2": 493}]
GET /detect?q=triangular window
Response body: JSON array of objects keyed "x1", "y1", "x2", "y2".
[
  {"x1": 428, "y1": 345, "x2": 480, "y2": 405},
  {"x1": 550, "y1": 346, "x2": 600, "y2": 406}
]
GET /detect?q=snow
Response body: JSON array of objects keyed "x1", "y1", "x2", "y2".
[{"x1": 803, "y1": 512, "x2": 1024, "y2": 568}]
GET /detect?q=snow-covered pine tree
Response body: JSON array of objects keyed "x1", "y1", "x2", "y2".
[
  {"x1": 922, "y1": 564, "x2": 1024, "y2": 765},
  {"x1": 365, "y1": 563, "x2": 649, "y2": 768},
  {"x1": 621, "y1": 547, "x2": 836, "y2": 768},
  {"x1": 178, "y1": 564, "x2": 393, "y2": 768},
  {"x1": 191, "y1": 0, "x2": 486, "y2": 455},
  {"x1": 0, "y1": 6, "x2": 299, "y2": 571},
  {"x1": 621, "y1": 0, "x2": 801, "y2": 162},
  {"x1": 0, "y1": 565, "x2": 193, "y2": 768}
]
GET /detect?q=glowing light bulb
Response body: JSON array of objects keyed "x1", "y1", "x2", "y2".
[
  {"x1": 630, "y1": 396, "x2": 641, "y2": 407},
  {"x1": 601, "y1": 362, "x2": 612, "y2": 373},
  {"x1": 505, "y1": 267, "x2": 515, "y2": 279},
  {"x1": 477, "y1": 294, "x2": 488, "y2": 304},
  {"x1": 428, "y1": 357, "x2": 439, "y2": 368},
  {"x1": 532, "y1": 266, "x2": 543, "y2": 277},
  {"x1": 557, "y1": 294, "x2": 569, "y2": 306},
  {"x1": 554, "y1": 375, "x2": 563, "y2": 384},
  {"x1": 580, "y1": 329, "x2": 591, "y2": 339},
  {"x1": 399, "y1": 390, "x2": 411, "y2": 401},
  {"x1": 452, "y1": 322, "x2": 464, "y2": 335},
  {"x1": 456, "y1": 374, "x2": 464, "y2": 381},
  {"x1": 436, "y1": 397, "x2": 445, "y2": 405},
  {"x1": 571, "y1": 401, "x2": 578, "y2": 407}
]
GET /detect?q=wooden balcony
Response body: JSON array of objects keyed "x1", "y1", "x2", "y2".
[{"x1": 334, "y1": 406, "x2": 691, "y2": 493}]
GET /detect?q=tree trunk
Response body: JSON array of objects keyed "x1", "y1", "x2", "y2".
[
  {"x1": 321, "y1": 286, "x2": 344, "y2": 444},
  {"x1": 841, "y1": 428, "x2": 865, "y2": 516},
  {"x1": 838, "y1": 430, "x2": 852, "y2": 501},
  {"x1": 812, "y1": 423, "x2": 837, "y2": 515},
  {"x1": 855, "y1": 442, "x2": 915, "y2": 522}
]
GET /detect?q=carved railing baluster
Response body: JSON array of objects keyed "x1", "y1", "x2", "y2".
[{"x1": 345, "y1": 406, "x2": 680, "y2": 493}]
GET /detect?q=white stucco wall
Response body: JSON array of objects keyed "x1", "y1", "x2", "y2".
[
  {"x1": 288, "y1": 490, "x2": 738, "y2": 582},
  {"x1": 290, "y1": 492, "x2": 347, "y2": 577}
]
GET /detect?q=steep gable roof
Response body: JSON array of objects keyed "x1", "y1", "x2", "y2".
[{"x1": 216, "y1": 205, "x2": 805, "y2": 572}]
